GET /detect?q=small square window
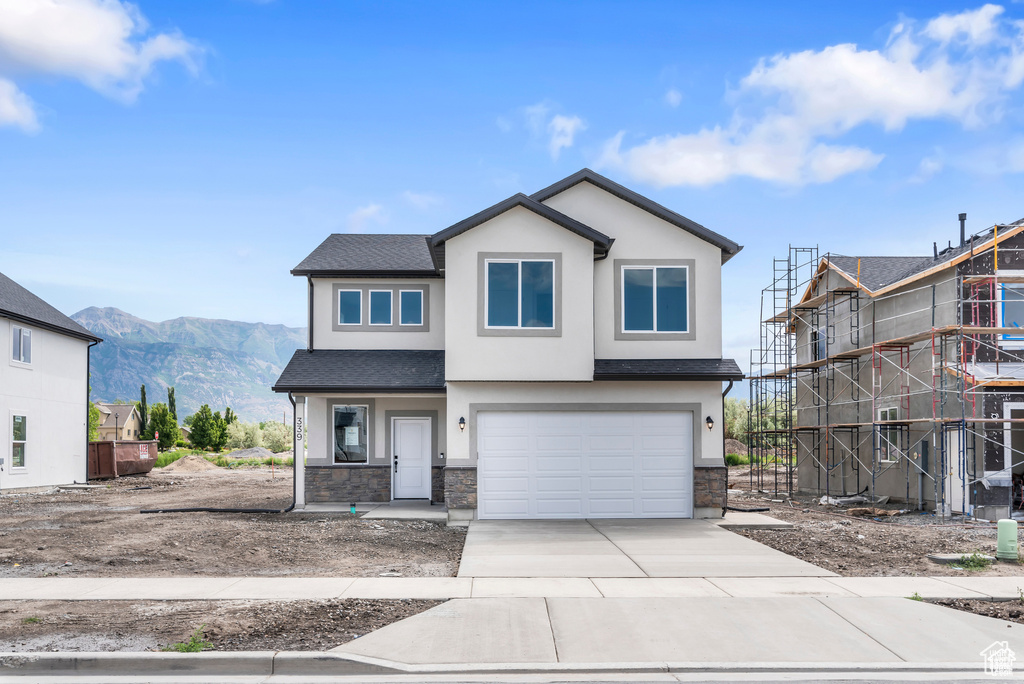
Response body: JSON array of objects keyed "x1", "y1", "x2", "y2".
[
  {"x1": 369, "y1": 291, "x2": 392, "y2": 326},
  {"x1": 11, "y1": 326, "x2": 31, "y2": 364},
  {"x1": 486, "y1": 260, "x2": 554, "y2": 329},
  {"x1": 621, "y1": 266, "x2": 689, "y2": 333},
  {"x1": 400, "y1": 290, "x2": 423, "y2": 326},
  {"x1": 338, "y1": 290, "x2": 361, "y2": 325}
]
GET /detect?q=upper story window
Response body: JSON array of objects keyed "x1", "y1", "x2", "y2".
[
  {"x1": 332, "y1": 284, "x2": 430, "y2": 333},
  {"x1": 477, "y1": 253, "x2": 561, "y2": 337},
  {"x1": 614, "y1": 260, "x2": 696, "y2": 341},
  {"x1": 485, "y1": 259, "x2": 555, "y2": 329},
  {"x1": 11, "y1": 324, "x2": 31, "y2": 365},
  {"x1": 1001, "y1": 282, "x2": 1024, "y2": 345}
]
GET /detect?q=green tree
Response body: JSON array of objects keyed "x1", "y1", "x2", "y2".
[
  {"x1": 168, "y1": 387, "x2": 177, "y2": 422},
  {"x1": 139, "y1": 385, "x2": 148, "y2": 434},
  {"x1": 224, "y1": 407, "x2": 236, "y2": 425},
  {"x1": 88, "y1": 401, "x2": 102, "y2": 442},
  {"x1": 724, "y1": 397, "x2": 749, "y2": 444},
  {"x1": 189, "y1": 405, "x2": 216, "y2": 450},
  {"x1": 144, "y1": 403, "x2": 180, "y2": 450},
  {"x1": 211, "y1": 411, "x2": 229, "y2": 452},
  {"x1": 182, "y1": 412, "x2": 195, "y2": 428}
]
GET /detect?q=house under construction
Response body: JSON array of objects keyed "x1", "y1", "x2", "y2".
[{"x1": 749, "y1": 214, "x2": 1024, "y2": 520}]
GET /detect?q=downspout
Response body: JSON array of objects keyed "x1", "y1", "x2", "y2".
[
  {"x1": 85, "y1": 339, "x2": 99, "y2": 484},
  {"x1": 307, "y1": 276, "x2": 314, "y2": 353},
  {"x1": 140, "y1": 396, "x2": 298, "y2": 515}
]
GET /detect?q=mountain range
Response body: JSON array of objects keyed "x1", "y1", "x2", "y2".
[{"x1": 72, "y1": 307, "x2": 305, "y2": 423}]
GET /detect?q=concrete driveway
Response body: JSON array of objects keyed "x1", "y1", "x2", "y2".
[{"x1": 457, "y1": 518, "x2": 833, "y2": 578}]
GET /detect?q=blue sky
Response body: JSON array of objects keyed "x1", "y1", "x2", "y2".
[{"x1": 2, "y1": 0, "x2": 1023, "y2": 373}]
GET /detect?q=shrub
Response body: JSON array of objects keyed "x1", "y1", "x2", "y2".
[
  {"x1": 226, "y1": 421, "x2": 262, "y2": 450},
  {"x1": 174, "y1": 440, "x2": 189, "y2": 448},
  {"x1": 262, "y1": 422, "x2": 293, "y2": 453},
  {"x1": 725, "y1": 453, "x2": 749, "y2": 466},
  {"x1": 958, "y1": 552, "x2": 993, "y2": 571},
  {"x1": 161, "y1": 625, "x2": 212, "y2": 653},
  {"x1": 154, "y1": 451, "x2": 186, "y2": 468}
]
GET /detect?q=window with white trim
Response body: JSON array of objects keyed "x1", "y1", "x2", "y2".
[
  {"x1": 369, "y1": 290, "x2": 392, "y2": 326},
  {"x1": 400, "y1": 290, "x2": 423, "y2": 326},
  {"x1": 1001, "y1": 283, "x2": 1024, "y2": 343},
  {"x1": 11, "y1": 414, "x2": 26, "y2": 468},
  {"x1": 337, "y1": 290, "x2": 362, "y2": 325},
  {"x1": 485, "y1": 259, "x2": 555, "y2": 329},
  {"x1": 877, "y1": 407, "x2": 900, "y2": 463},
  {"x1": 11, "y1": 325, "x2": 31, "y2": 364},
  {"x1": 621, "y1": 265, "x2": 689, "y2": 333}
]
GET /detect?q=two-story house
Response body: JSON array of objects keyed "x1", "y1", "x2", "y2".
[
  {"x1": 95, "y1": 403, "x2": 143, "y2": 441},
  {"x1": 274, "y1": 169, "x2": 743, "y2": 522},
  {"x1": 1, "y1": 271, "x2": 102, "y2": 491}
]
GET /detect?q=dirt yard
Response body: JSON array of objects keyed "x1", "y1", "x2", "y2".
[
  {"x1": 0, "y1": 464, "x2": 465, "y2": 578},
  {"x1": 0, "y1": 598, "x2": 440, "y2": 652},
  {"x1": 728, "y1": 468, "x2": 1024, "y2": 577},
  {"x1": 934, "y1": 598, "x2": 1024, "y2": 626}
]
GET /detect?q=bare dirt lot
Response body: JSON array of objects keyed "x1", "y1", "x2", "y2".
[
  {"x1": 934, "y1": 598, "x2": 1024, "y2": 626},
  {"x1": 0, "y1": 598, "x2": 440, "y2": 652},
  {"x1": 729, "y1": 467, "x2": 1024, "y2": 577},
  {"x1": 0, "y1": 465, "x2": 465, "y2": 578}
]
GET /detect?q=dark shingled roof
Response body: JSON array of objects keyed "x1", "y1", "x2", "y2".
[
  {"x1": 291, "y1": 234, "x2": 437, "y2": 276},
  {"x1": 273, "y1": 349, "x2": 445, "y2": 393},
  {"x1": 594, "y1": 358, "x2": 743, "y2": 381},
  {"x1": 826, "y1": 256, "x2": 934, "y2": 291},
  {"x1": 0, "y1": 271, "x2": 101, "y2": 342}
]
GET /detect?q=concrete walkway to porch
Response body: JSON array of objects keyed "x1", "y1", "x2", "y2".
[{"x1": 457, "y1": 518, "x2": 831, "y2": 578}]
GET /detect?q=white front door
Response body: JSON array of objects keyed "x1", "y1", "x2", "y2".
[{"x1": 393, "y1": 417, "x2": 431, "y2": 499}]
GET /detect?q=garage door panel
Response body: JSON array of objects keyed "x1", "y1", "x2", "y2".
[{"x1": 478, "y1": 410, "x2": 692, "y2": 519}]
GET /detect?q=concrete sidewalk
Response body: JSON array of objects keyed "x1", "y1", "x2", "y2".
[{"x1": 2, "y1": 574, "x2": 1023, "y2": 599}]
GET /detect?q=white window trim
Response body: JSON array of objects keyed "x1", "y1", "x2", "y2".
[
  {"x1": 999, "y1": 401, "x2": 1024, "y2": 486},
  {"x1": 399, "y1": 289, "x2": 424, "y2": 327},
  {"x1": 332, "y1": 403, "x2": 370, "y2": 465},
  {"x1": 368, "y1": 290, "x2": 393, "y2": 326},
  {"x1": 10, "y1": 410, "x2": 27, "y2": 471},
  {"x1": 337, "y1": 289, "x2": 362, "y2": 326},
  {"x1": 620, "y1": 265, "x2": 691, "y2": 334},
  {"x1": 877, "y1": 407, "x2": 899, "y2": 463},
  {"x1": 9, "y1": 322, "x2": 32, "y2": 369},
  {"x1": 997, "y1": 270, "x2": 1024, "y2": 348},
  {"x1": 483, "y1": 258, "x2": 556, "y2": 330}
]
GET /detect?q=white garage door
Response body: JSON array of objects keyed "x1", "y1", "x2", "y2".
[{"x1": 477, "y1": 411, "x2": 693, "y2": 519}]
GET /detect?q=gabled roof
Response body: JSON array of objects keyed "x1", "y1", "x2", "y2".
[
  {"x1": 825, "y1": 256, "x2": 935, "y2": 291},
  {"x1": 291, "y1": 234, "x2": 437, "y2": 277},
  {"x1": 97, "y1": 403, "x2": 137, "y2": 428},
  {"x1": 427, "y1": 193, "x2": 613, "y2": 271},
  {"x1": 273, "y1": 349, "x2": 446, "y2": 393},
  {"x1": 530, "y1": 169, "x2": 743, "y2": 264},
  {"x1": 0, "y1": 271, "x2": 101, "y2": 342}
]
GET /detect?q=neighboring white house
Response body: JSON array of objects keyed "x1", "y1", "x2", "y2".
[
  {"x1": 0, "y1": 271, "x2": 102, "y2": 491},
  {"x1": 274, "y1": 169, "x2": 743, "y2": 521}
]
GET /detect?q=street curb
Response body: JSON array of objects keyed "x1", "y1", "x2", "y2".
[{"x1": 0, "y1": 652, "x2": 996, "y2": 677}]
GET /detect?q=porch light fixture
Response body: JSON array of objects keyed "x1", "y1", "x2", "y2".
[
  {"x1": 705, "y1": 416, "x2": 714, "y2": 432},
  {"x1": 458, "y1": 417, "x2": 466, "y2": 432}
]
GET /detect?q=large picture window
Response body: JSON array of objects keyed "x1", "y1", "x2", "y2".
[
  {"x1": 333, "y1": 405, "x2": 368, "y2": 463},
  {"x1": 11, "y1": 414, "x2": 26, "y2": 468},
  {"x1": 621, "y1": 265, "x2": 689, "y2": 333},
  {"x1": 485, "y1": 259, "x2": 555, "y2": 329},
  {"x1": 11, "y1": 325, "x2": 31, "y2": 364}
]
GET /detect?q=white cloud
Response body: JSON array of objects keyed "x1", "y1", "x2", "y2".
[
  {"x1": 347, "y1": 204, "x2": 386, "y2": 233},
  {"x1": 0, "y1": 0, "x2": 200, "y2": 131},
  {"x1": 601, "y1": 4, "x2": 1024, "y2": 187},
  {"x1": 910, "y1": 154, "x2": 944, "y2": 182},
  {"x1": 548, "y1": 114, "x2": 585, "y2": 160},
  {"x1": 0, "y1": 77, "x2": 38, "y2": 131},
  {"x1": 664, "y1": 88, "x2": 682, "y2": 107},
  {"x1": 402, "y1": 191, "x2": 442, "y2": 210}
]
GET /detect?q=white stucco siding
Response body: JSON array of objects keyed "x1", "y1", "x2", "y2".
[
  {"x1": 443, "y1": 206, "x2": 595, "y2": 382},
  {"x1": 541, "y1": 181, "x2": 723, "y2": 359},
  {"x1": 445, "y1": 381, "x2": 724, "y2": 467},
  {"x1": 0, "y1": 318, "x2": 90, "y2": 490},
  {"x1": 305, "y1": 394, "x2": 447, "y2": 467},
  {"x1": 311, "y1": 278, "x2": 445, "y2": 350}
]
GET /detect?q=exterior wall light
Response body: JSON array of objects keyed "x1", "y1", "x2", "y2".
[
  {"x1": 705, "y1": 416, "x2": 714, "y2": 432},
  {"x1": 459, "y1": 416, "x2": 466, "y2": 432}
]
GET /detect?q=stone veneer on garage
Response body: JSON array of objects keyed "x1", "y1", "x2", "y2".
[
  {"x1": 444, "y1": 466, "x2": 477, "y2": 509},
  {"x1": 694, "y1": 465, "x2": 727, "y2": 511}
]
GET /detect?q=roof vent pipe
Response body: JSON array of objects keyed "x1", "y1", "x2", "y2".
[
  {"x1": 934, "y1": 241, "x2": 939, "y2": 259},
  {"x1": 959, "y1": 212, "x2": 967, "y2": 247}
]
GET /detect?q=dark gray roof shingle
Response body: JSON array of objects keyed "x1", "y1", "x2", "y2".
[
  {"x1": 826, "y1": 256, "x2": 934, "y2": 291},
  {"x1": 273, "y1": 349, "x2": 445, "y2": 393},
  {"x1": 291, "y1": 234, "x2": 436, "y2": 276},
  {"x1": 594, "y1": 358, "x2": 743, "y2": 381},
  {"x1": 0, "y1": 271, "x2": 101, "y2": 341}
]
